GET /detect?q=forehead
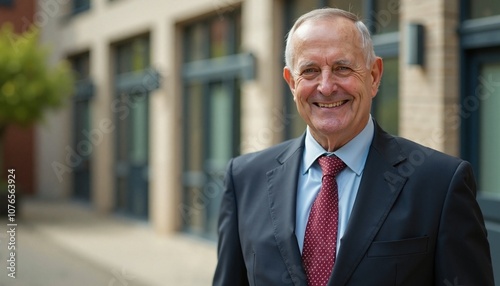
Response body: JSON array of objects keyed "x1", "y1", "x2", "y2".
[
  {"x1": 292, "y1": 18, "x2": 364, "y2": 65},
  {"x1": 295, "y1": 17, "x2": 358, "y2": 40}
]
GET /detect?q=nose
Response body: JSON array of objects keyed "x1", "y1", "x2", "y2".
[{"x1": 317, "y1": 69, "x2": 337, "y2": 96}]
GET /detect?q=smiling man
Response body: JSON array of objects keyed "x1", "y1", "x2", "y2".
[
  {"x1": 283, "y1": 12, "x2": 381, "y2": 153},
  {"x1": 213, "y1": 8, "x2": 494, "y2": 286}
]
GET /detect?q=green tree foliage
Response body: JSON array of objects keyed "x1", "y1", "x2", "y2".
[
  {"x1": 0, "y1": 23, "x2": 74, "y2": 185},
  {"x1": 0, "y1": 23, "x2": 74, "y2": 134}
]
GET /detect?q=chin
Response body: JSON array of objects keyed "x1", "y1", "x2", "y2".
[
  {"x1": 313, "y1": 118, "x2": 348, "y2": 132},
  {"x1": 312, "y1": 124, "x2": 345, "y2": 138}
]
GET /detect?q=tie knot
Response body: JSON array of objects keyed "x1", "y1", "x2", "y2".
[{"x1": 318, "y1": 155, "x2": 346, "y2": 177}]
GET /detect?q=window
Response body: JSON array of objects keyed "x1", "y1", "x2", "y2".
[
  {"x1": 478, "y1": 62, "x2": 500, "y2": 196},
  {"x1": 113, "y1": 35, "x2": 159, "y2": 219},
  {"x1": 373, "y1": 57, "x2": 398, "y2": 135},
  {"x1": 0, "y1": 0, "x2": 13, "y2": 7},
  {"x1": 467, "y1": 0, "x2": 500, "y2": 20},
  {"x1": 372, "y1": 0, "x2": 399, "y2": 34},
  {"x1": 69, "y1": 52, "x2": 93, "y2": 202},
  {"x1": 460, "y1": 0, "x2": 500, "y2": 275},
  {"x1": 181, "y1": 10, "x2": 254, "y2": 239},
  {"x1": 72, "y1": 0, "x2": 90, "y2": 15},
  {"x1": 328, "y1": 0, "x2": 364, "y2": 19},
  {"x1": 462, "y1": 50, "x2": 500, "y2": 198},
  {"x1": 461, "y1": 2, "x2": 500, "y2": 198},
  {"x1": 460, "y1": 48, "x2": 500, "y2": 282}
]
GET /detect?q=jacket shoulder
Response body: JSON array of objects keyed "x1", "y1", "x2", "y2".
[
  {"x1": 230, "y1": 136, "x2": 304, "y2": 174},
  {"x1": 372, "y1": 123, "x2": 467, "y2": 172},
  {"x1": 384, "y1": 134, "x2": 471, "y2": 180},
  {"x1": 394, "y1": 136, "x2": 463, "y2": 164}
]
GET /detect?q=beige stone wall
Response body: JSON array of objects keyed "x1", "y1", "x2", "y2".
[
  {"x1": 36, "y1": 0, "x2": 73, "y2": 199},
  {"x1": 400, "y1": 0, "x2": 459, "y2": 156},
  {"x1": 240, "y1": 0, "x2": 284, "y2": 153}
]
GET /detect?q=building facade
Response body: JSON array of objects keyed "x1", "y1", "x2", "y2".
[{"x1": 35, "y1": 0, "x2": 499, "y2": 280}]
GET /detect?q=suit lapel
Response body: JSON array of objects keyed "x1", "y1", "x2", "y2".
[
  {"x1": 330, "y1": 122, "x2": 408, "y2": 285},
  {"x1": 267, "y1": 135, "x2": 308, "y2": 286}
]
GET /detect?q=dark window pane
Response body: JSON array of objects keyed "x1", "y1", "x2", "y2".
[
  {"x1": 373, "y1": 57, "x2": 399, "y2": 135},
  {"x1": 186, "y1": 23, "x2": 207, "y2": 62},
  {"x1": 73, "y1": 0, "x2": 90, "y2": 14},
  {"x1": 70, "y1": 52, "x2": 90, "y2": 81},
  {"x1": 478, "y1": 62, "x2": 500, "y2": 195},
  {"x1": 469, "y1": 0, "x2": 500, "y2": 19},
  {"x1": 0, "y1": 0, "x2": 13, "y2": 7},
  {"x1": 328, "y1": 0, "x2": 364, "y2": 19},
  {"x1": 115, "y1": 36, "x2": 150, "y2": 74},
  {"x1": 290, "y1": 0, "x2": 318, "y2": 21},
  {"x1": 186, "y1": 82, "x2": 204, "y2": 173},
  {"x1": 210, "y1": 17, "x2": 230, "y2": 58},
  {"x1": 69, "y1": 52, "x2": 92, "y2": 201},
  {"x1": 373, "y1": 0, "x2": 400, "y2": 34},
  {"x1": 131, "y1": 38, "x2": 149, "y2": 71},
  {"x1": 235, "y1": 12, "x2": 242, "y2": 53}
]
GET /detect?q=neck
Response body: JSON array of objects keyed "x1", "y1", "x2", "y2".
[{"x1": 310, "y1": 118, "x2": 370, "y2": 152}]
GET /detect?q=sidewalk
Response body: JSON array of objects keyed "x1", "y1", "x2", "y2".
[{"x1": 0, "y1": 199, "x2": 217, "y2": 286}]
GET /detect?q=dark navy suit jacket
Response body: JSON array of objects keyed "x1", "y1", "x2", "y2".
[{"x1": 213, "y1": 121, "x2": 494, "y2": 286}]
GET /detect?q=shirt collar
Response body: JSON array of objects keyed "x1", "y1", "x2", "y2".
[{"x1": 302, "y1": 115, "x2": 374, "y2": 176}]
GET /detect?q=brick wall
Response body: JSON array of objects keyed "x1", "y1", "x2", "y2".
[{"x1": 400, "y1": 0, "x2": 459, "y2": 156}]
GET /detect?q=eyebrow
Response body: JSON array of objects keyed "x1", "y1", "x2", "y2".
[
  {"x1": 334, "y1": 59, "x2": 352, "y2": 66},
  {"x1": 297, "y1": 59, "x2": 353, "y2": 71},
  {"x1": 296, "y1": 61, "x2": 317, "y2": 70}
]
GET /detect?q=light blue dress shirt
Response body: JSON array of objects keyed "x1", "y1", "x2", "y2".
[{"x1": 295, "y1": 116, "x2": 374, "y2": 255}]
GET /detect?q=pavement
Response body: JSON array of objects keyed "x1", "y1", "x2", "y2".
[{"x1": 0, "y1": 199, "x2": 217, "y2": 286}]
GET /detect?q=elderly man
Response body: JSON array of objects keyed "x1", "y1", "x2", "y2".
[{"x1": 213, "y1": 8, "x2": 494, "y2": 286}]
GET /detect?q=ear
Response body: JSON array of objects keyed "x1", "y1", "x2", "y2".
[
  {"x1": 370, "y1": 57, "x2": 384, "y2": 97},
  {"x1": 283, "y1": 67, "x2": 296, "y2": 96}
]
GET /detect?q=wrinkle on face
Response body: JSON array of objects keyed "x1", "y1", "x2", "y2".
[{"x1": 283, "y1": 17, "x2": 383, "y2": 151}]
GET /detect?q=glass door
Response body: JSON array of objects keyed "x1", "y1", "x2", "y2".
[
  {"x1": 115, "y1": 90, "x2": 149, "y2": 219},
  {"x1": 478, "y1": 62, "x2": 500, "y2": 196},
  {"x1": 113, "y1": 36, "x2": 151, "y2": 219},
  {"x1": 182, "y1": 79, "x2": 240, "y2": 239},
  {"x1": 181, "y1": 10, "x2": 249, "y2": 239},
  {"x1": 70, "y1": 52, "x2": 92, "y2": 202},
  {"x1": 462, "y1": 49, "x2": 500, "y2": 282}
]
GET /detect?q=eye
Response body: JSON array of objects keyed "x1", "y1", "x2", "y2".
[
  {"x1": 335, "y1": 66, "x2": 352, "y2": 75},
  {"x1": 336, "y1": 66, "x2": 351, "y2": 71},
  {"x1": 300, "y1": 67, "x2": 320, "y2": 77}
]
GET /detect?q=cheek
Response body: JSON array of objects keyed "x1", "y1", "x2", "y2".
[
  {"x1": 343, "y1": 78, "x2": 372, "y2": 100},
  {"x1": 295, "y1": 81, "x2": 316, "y2": 102}
]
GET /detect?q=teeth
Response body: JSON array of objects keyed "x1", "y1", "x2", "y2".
[{"x1": 318, "y1": 101, "x2": 345, "y2": 108}]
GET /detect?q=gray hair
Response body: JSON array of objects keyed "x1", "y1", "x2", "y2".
[{"x1": 284, "y1": 8, "x2": 376, "y2": 71}]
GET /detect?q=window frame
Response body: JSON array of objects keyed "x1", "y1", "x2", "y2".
[
  {"x1": 459, "y1": 0, "x2": 500, "y2": 230},
  {"x1": 69, "y1": 52, "x2": 94, "y2": 202},
  {"x1": 180, "y1": 10, "x2": 255, "y2": 239}
]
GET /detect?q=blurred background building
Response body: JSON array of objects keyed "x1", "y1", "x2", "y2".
[{"x1": 2, "y1": 0, "x2": 499, "y2": 282}]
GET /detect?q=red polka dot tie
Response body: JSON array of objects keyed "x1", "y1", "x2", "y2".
[{"x1": 302, "y1": 155, "x2": 346, "y2": 286}]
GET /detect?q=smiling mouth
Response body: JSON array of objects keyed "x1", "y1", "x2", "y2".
[{"x1": 316, "y1": 100, "x2": 347, "y2": 108}]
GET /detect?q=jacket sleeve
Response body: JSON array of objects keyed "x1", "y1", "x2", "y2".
[
  {"x1": 212, "y1": 159, "x2": 249, "y2": 286},
  {"x1": 435, "y1": 161, "x2": 495, "y2": 286}
]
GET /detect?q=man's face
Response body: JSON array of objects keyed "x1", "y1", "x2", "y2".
[{"x1": 284, "y1": 18, "x2": 383, "y2": 151}]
